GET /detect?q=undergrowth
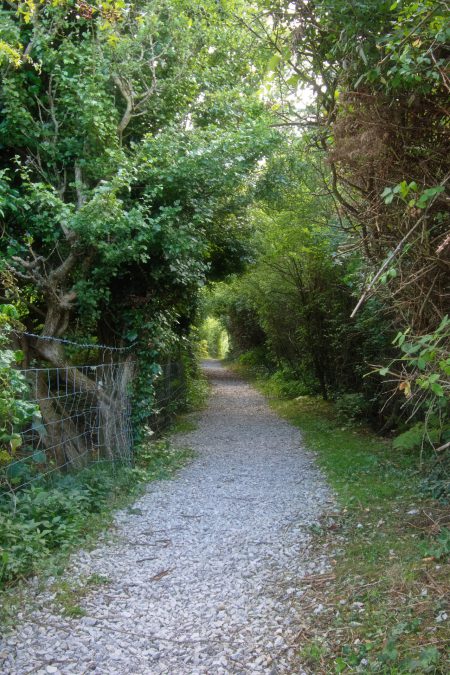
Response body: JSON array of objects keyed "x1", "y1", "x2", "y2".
[
  {"x1": 0, "y1": 436, "x2": 194, "y2": 624},
  {"x1": 232, "y1": 362, "x2": 449, "y2": 674}
]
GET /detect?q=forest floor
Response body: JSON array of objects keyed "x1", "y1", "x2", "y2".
[{"x1": 0, "y1": 360, "x2": 332, "y2": 674}]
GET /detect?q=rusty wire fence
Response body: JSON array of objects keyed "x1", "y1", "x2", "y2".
[{"x1": 0, "y1": 334, "x2": 187, "y2": 496}]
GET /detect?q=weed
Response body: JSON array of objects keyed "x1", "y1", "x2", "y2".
[
  {"x1": 334, "y1": 392, "x2": 368, "y2": 425},
  {"x1": 300, "y1": 639, "x2": 329, "y2": 667},
  {"x1": 86, "y1": 573, "x2": 111, "y2": 586},
  {"x1": 53, "y1": 574, "x2": 110, "y2": 617},
  {"x1": 61, "y1": 602, "x2": 86, "y2": 619}
]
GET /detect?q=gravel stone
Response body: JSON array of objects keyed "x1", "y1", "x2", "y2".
[{"x1": 0, "y1": 361, "x2": 333, "y2": 674}]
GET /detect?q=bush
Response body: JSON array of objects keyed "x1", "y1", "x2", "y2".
[
  {"x1": 0, "y1": 305, "x2": 40, "y2": 477},
  {"x1": 0, "y1": 464, "x2": 136, "y2": 584},
  {"x1": 265, "y1": 369, "x2": 311, "y2": 399},
  {"x1": 335, "y1": 393, "x2": 368, "y2": 425},
  {"x1": 419, "y1": 457, "x2": 450, "y2": 503},
  {"x1": 393, "y1": 422, "x2": 442, "y2": 453},
  {"x1": 237, "y1": 347, "x2": 269, "y2": 368}
]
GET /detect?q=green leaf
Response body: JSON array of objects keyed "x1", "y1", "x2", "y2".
[
  {"x1": 357, "y1": 44, "x2": 368, "y2": 65},
  {"x1": 286, "y1": 74, "x2": 300, "y2": 88},
  {"x1": 430, "y1": 382, "x2": 444, "y2": 397},
  {"x1": 334, "y1": 657, "x2": 347, "y2": 672},
  {"x1": 266, "y1": 53, "x2": 282, "y2": 74},
  {"x1": 9, "y1": 433, "x2": 22, "y2": 452}
]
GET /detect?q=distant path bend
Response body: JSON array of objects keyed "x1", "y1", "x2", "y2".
[{"x1": 1, "y1": 360, "x2": 332, "y2": 674}]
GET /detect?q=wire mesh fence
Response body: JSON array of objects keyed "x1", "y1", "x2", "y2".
[
  {"x1": 1, "y1": 334, "x2": 188, "y2": 496},
  {"x1": 1, "y1": 359, "x2": 135, "y2": 495}
]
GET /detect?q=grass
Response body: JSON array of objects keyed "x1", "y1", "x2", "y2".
[
  {"x1": 232, "y1": 362, "x2": 450, "y2": 674},
  {"x1": 168, "y1": 415, "x2": 198, "y2": 434},
  {"x1": 55, "y1": 573, "x2": 111, "y2": 618}
]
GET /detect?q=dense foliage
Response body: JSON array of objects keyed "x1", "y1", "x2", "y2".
[
  {"x1": 254, "y1": 1, "x2": 449, "y2": 331},
  {"x1": 0, "y1": 6, "x2": 448, "y2": 669},
  {"x1": 0, "y1": 305, "x2": 38, "y2": 470},
  {"x1": 0, "y1": 438, "x2": 192, "y2": 587},
  {"x1": 206, "y1": 142, "x2": 397, "y2": 425},
  {"x1": 0, "y1": 5, "x2": 448, "y2": 673},
  {"x1": 207, "y1": 0, "x2": 449, "y2": 450},
  {"x1": 0, "y1": 0, "x2": 275, "y2": 454},
  {"x1": 1, "y1": 0, "x2": 446, "y2": 459}
]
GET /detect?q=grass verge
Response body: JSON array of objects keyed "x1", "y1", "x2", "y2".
[{"x1": 232, "y1": 362, "x2": 449, "y2": 674}]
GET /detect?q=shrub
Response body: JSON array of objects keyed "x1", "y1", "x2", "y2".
[
  {"x1": 0, "y1": 463, "x2": 137, "y2": 585},
  {"x1": 0, "y1": 305, "x2": 40, "y2": 479},
  {"x1": 265, "y1": 369, "x2": 311, "y2": 399},
  {"x1": 335, "y1": 393, "x2": 368, "y2": 425}
]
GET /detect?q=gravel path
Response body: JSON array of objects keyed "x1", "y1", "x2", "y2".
[{"x1": 1, "y1": 361, "x2": 332, "y2": 674}]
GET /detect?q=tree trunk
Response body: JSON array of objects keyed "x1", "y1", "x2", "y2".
[{"x1": 35, "y1": 371, "x2": 89, "y2": 469}]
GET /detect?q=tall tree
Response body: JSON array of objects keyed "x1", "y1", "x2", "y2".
[{"x1": 0, "y1": 0, "x2": 275, "y2": 456}]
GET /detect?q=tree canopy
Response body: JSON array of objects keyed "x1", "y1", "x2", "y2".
[
  {"x1": 1, "y1": 0, "x2": 448, "y2": 448},
  {"x1": 0, "y1": 0, "x2": 275, "y2": 361}
]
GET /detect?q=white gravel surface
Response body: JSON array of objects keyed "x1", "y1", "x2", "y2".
[{"x1": 0, "y1": 360, "x2": 333, "y2": 674}]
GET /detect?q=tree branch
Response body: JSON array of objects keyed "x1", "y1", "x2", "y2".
[
  {"x1": 113, "y1": 74, "x2": 134, "y2": 142},
  {"x1": 74, "y1": 163, "x2": 85, "y2": 209}
]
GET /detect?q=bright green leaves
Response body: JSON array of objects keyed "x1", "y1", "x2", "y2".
[
  {"x1": 381, "y1": 181, "x2": 417, "y2": 204},
  {"x1": 379, "y1": 317, "x2": 450, "y2": 413},
  {"x1": 413, "y1": 185, "x2": 445, "y2": 209},
  {"x1": 266, "y1": 53, "x2": 282, "y2": 75},
  {"x1": 0, "y1": 40, "x2": 22, "y2": 67},
  {"x1": 382, "y1": 181, "x2": 444, "y2": 208},
  {"x1": 134, "y1": 121, "x2": 275, "y2": 280}
]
